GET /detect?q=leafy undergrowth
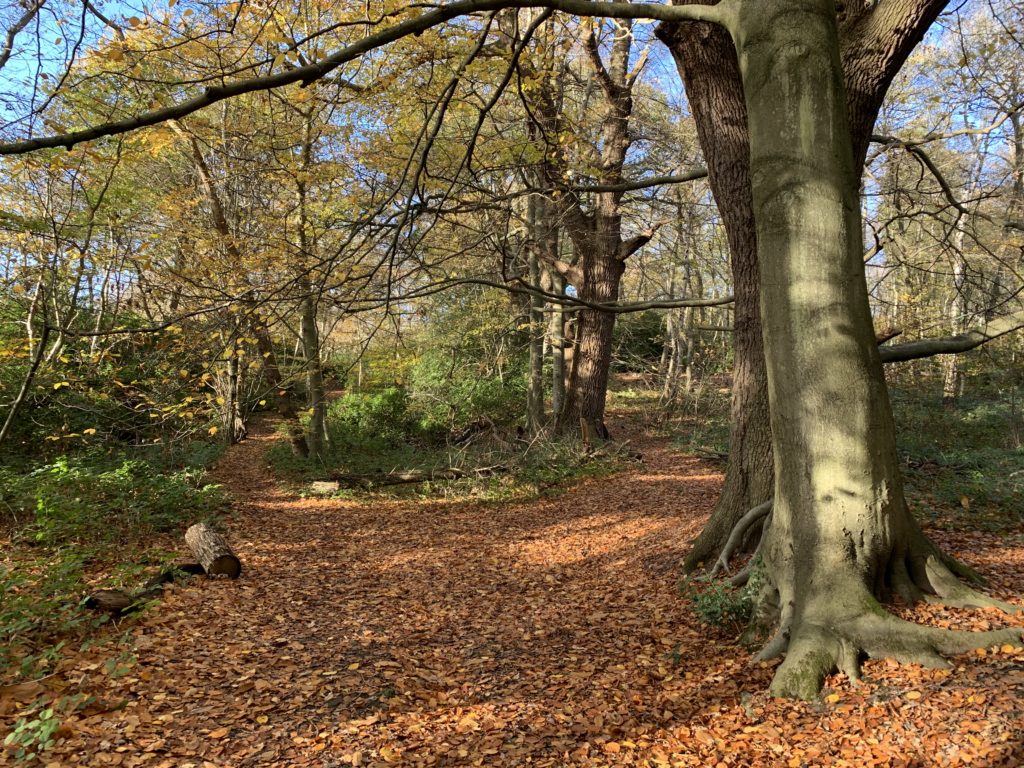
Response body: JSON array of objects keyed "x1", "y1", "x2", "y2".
[
  {"x1": 0, "y1": 451, "x2": 226, "y2": 762},
  {"x1": 9, "y1": 417, "x2": 1023, "y2": 767},
  {"x1": 653, "y1": 380, "x2": 1024, "y2": 532},
  {"x1": 267, "y1": 390, "x2": 628, "y2": 502},
  {"x1": 892, "y1": 388, "x2": 1024, "y2": 532}
]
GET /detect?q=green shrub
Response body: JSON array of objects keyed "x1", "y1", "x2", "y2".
[
  {"x1": 328, "y1": 386, "x2": 419, "y2": 447},
  {"x1": 680, "y1": 576, "x2": 755, "y2": 632},
  {"x1": 0, "y1": 456, "x2": 225, "y2": 547},
  {"x1": 407, "y1": 348, "x2": 527, "y2": 435}
]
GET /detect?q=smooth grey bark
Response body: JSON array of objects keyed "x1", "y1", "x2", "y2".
[{"x1": 725, "y1": 0, "x2": 1019, "y2": 698}]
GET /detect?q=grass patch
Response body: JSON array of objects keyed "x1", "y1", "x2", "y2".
[{"x1": 892, "y1": 388, "x2": 1024, "y2": 531}]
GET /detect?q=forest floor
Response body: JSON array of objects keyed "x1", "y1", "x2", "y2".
[{"x1": 23, "y1": 415, "x2": 1024, "y2": 768}]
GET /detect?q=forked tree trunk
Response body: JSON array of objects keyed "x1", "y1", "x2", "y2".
[
  {"x1": 560, "y1": 245, "x2": 624, "y2": 439},
  {"x1": 731, "y1": 0, "x2": 1019, "y2": 698},
  {"x1": 554, "y1": 18, "x2": 653, "y2": 439}
]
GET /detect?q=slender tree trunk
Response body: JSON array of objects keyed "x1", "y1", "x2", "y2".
[
  {"x1": 526, "y1": 194, "x2": 546, "y2": 435},
  {"x1": 549, "y1": 272, "x2": 567, "y2": 419},
  {"x1": 295, "y1": 113, "x2": 328, "y2": 460},
  {"x1": 172, "y1": 121, "x2": 284, "y2": 410},
  {"x1": 224, "y1": 350, "x2": 243, "y2": 445},
  {"x1": 299, "y1": 286, "x2": 327, "y2": 460}
]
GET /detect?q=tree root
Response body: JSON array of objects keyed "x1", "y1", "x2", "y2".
[
  {"x1": 770, "y1": 610, "x2": 1024, "y2": 700},
  {"x1": 710, "y1": 500, "x2": 772, "y2": 576},
  {"x1": 921, "y1": 554, "x2": 1021, "y2": 613}
]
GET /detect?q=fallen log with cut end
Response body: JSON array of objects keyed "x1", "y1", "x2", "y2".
[
  {"x1": 185, "y1": 523, "x2": 242, "y2": 578},
  {"x1": 84, "y1": 589, "x2": 137, "y2": 616}
]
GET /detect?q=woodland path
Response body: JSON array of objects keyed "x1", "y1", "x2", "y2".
[{"x1": 41, "y1": 417, "x2": 1024, "y2": 767}]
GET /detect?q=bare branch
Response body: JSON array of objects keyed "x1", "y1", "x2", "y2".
[
  {"x1": 0, "y1": 0, "x2": 731, "y2": 156},
  {"x1": 0, "y1": 0, "x2": 45, "y2": 72},
  {"x1": 879, "y1": 309, "x2": 1024, "y2": 363}
]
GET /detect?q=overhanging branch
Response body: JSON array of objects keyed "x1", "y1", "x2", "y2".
[
  {"x1": 0, "y1": 0, "x2": 730, "y2": 156},
  {"x1": 879, "y1": 309, "x2": 1024, "y2": 363}
]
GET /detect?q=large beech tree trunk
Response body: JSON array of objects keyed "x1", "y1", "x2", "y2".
[
  {"x1": 728, "y1": 0, "x2": 1019, "y2": 699},
  {"x1": 658, "y1": 0, "x2": 955, "y2": 572}
]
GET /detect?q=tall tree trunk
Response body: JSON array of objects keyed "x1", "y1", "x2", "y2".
[
  {"x1": 224, "y1": 349, "x2": 244, "y2": 445},
  {"x1": 295, "y1": 112, "x2": 328, "y2": 460},
  {"x1": 549, "y1": 272, "x2": 567, "y2": 419},
  {"x1": 526, "y1": 194, "x2": 546, "y2": 435},
  {"x1": 556, "y1": 19, "x2": 653, "y2": 438},
  {"x1": 658, "y1": 0, "x2": 953, "y2": 571},
  {"x1": 729, "y1": 0, "x2": 1017, "y2": 699},
  {"x1": 657, "y1": 17, "x2": 773, "y2": 568},
  {"x1": 299, "y1": 285, "x2": 327, "y2": 460}
]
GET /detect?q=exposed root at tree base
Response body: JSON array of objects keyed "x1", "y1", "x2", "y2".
[
  {"x1": 768, "y1": 613, "x2": 1023, "y2": 700},
  {"x1": 742, "y1": 528, "x2": 1023, "y2": 699}
]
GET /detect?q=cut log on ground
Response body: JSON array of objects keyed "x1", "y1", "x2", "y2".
[
  {"x1": 84, "y1": 589, "x2": 137, "y2": 616},
  {"x1": 328, "y1": 465, "x2": 507, "y2": 488},
  {"x1": 85, "y1": 564, "x2": 208, "y2": 617},
  {"x1": 185, "y1": 523, "x2": 242, "y2": 578}
]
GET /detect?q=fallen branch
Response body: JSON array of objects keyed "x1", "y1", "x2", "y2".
[
  {"x1": 84, "y1": 564, "x2": 205, "y2": 617},
  {"x1": 328, "y1": 465, "x2": 508, "y2": 488}
]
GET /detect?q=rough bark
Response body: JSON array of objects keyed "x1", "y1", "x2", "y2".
[
  {"x1": 185, "y1": 523, "x2": 242, "y2": 579},
  {"x1": 560, "y1": 245, "x2": 625, "y2": 439},
  {"x1": 555, "y1": 20, "x2": 657, "y2": 437},
  {"x1": 730, "y1": 0, "x2": 1019, "y2": 698},
  {"x1": 657, "y1": 13, "x2": 773, "y2": 569}
]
